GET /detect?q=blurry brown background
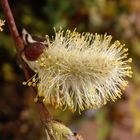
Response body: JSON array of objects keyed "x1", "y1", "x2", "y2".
[{"x1": 0, "y1": 0, "x2": 140, "y2": 140}]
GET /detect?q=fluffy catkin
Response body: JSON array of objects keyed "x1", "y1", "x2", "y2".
[{"x1": 23, "y1": 29, "x2": 132, "y2": 112}]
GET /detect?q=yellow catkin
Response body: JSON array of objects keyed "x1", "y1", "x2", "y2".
[{"x1": 23, "y1": 29, "x2": 132, "y2": 112}]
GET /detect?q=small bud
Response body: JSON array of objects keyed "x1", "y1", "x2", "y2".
[{"x1": 45, "y1": 120, "x2": 83, "y2": 140}]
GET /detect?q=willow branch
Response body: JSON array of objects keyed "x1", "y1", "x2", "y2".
[
  {"x1": 1, "y1": 0, "x2": 32, "y2": 81},
  {"x1": 1, "y1": 0, "x2": 50, "y2": 121}
]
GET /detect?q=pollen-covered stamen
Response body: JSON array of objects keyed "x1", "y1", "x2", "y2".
[
  {"x1": 23, "y1": 29, "x2": 132, "y2": 112},
  {"x1": 22, "y1": 73, "x2": 39, "y2": 87}
]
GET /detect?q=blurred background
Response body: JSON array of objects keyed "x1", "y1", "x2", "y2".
[{"x1": 0, "y1": 0, "x2": 140, "y2": 139}]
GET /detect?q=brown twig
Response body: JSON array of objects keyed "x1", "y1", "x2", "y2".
[
  {"x1": 1, "y1": 0, "x2": 50, "y2": 122},
  {"x1": 1, "y1": 0, "x2": 31, "y2": 81}
]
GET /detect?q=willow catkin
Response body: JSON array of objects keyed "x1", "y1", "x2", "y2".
[{"x1": 23, "y1": 29, "x2": 132, "y2": 112}]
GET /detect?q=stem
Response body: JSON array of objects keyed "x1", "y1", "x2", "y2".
[
  {"x1": 1, "y1": 0, "x2": 31, "y2": 81},
  {"x1": 1, "y1": 0, "x2": 23, "y2": 51},
  {"x1": 1, "y1": 0, "x2": 50, "y2": 122}
]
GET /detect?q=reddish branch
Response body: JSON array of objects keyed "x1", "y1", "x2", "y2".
[
  {"x1": 1, "y1": 0, "x2": 50, "y2": 122},
  {"x1": 1, "y1": 0, "x2": 31, "y2": 80}
]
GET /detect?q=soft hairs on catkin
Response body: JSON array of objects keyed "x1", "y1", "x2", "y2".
[{"x1": 23, "y1": 29, "x2": 132, "y2": 112}]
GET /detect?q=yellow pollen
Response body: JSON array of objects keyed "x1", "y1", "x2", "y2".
[
  {"x1": 104, "y1": 100, "x2": 107, "y2": 105},
  {"x1": 22, "y1": 82, "x2": 27, "y2": 85},
  {"x1": 32, "y1": 83, "x2": 36, "y2": 87},
  {"x1": 34, "y1": 97, "x2": 38, "y2": 103},
  {"x1": 48, "y1": 55, "x2": 51, "y2": 59},
  {"x1": 55, "y1": 62, "x2": 59, "y2": 65},
  {"x1": 119, "y1": 62, "x2": 123, "y2": 65},
  {"x1": 130, "y1": 71, "x2": 133, "y2": 74},
  {"x1": 37, "y1": 83, "x2": 40, "y2": 87},
  {"x1": 122, "y1": 81, "x2": 128, "y2": 87},
  {"x1": 28, "y1": 82, "x2": 32, "y2": 86},
  {"x1": 32, "y1": 78, "x2": 36, "y2": 82},
  {"x1": 41, "y1": 57, "x2": 45, "y2": 61},
  {"x1": 129, "y1": 75, "x2": 132, "y2": 78},
  {"x1": 128, "y1": 58, "x2": 132, "y2": 63},
  {"x1": 128, "y1": 67, "x2": 131, "y2": 70},
  {"x1": 39, "y1": 92, "x2": 45, "y2": 97},
  {"x1": 43, "y1": 98, "x2": 46, "y2": 103},
  {"x1": 116, "y1": 92, "x2": 121, "y2": 98},
  {"x1": 40, "y1": 63, "x2": 45, "y2": 67},
  {"x1": 123, "y1": 48, "x2": 128, "y2": 52}
]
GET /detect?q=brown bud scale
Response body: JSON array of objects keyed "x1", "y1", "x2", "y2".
[{"x1": 24, "y1": 42, "x2": 45, "y2": 61}]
